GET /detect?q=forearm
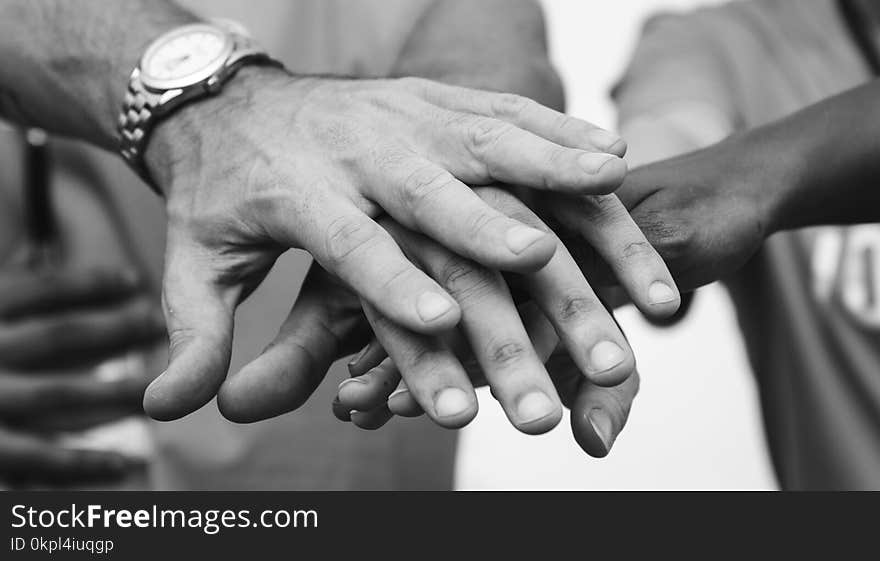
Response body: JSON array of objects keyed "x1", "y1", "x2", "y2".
[
  {"x1": 391, "y1": 0, "x2": 564, "y2": 110},
  {"x1": 758, "y1": 80, "x2": 880, "y2": 232},
  {"x1": 0, "y1": 0, "x2": 197, "y2": 149}
]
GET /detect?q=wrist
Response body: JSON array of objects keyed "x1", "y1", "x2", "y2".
[
  {"x1": 729, "y1": 127, "x2": 804, "y2": 236},
  {"x1": 143, "y1": 65, "x2": 294, "y2": 197}
]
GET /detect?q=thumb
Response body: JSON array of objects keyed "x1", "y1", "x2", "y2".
[{"x1": 143, "y1": 244, "x2": 237, "y2": 421}]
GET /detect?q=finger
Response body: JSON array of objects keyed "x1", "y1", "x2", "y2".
[
  {"x1": 385, "y1": 220, "x2": 562, "y2": 435},
  {"x1": 363, "y1": 306, "x2": 555, "y2": 423},
  {"x1": 570, "y1": 370, "x2": 640, "y2": 458},
  {"x1": 347, "y1": 339, "x2": 387, "y2": 377},
  {"x1": 350, "y1": 405, "x2": 394, "y2": 430},
  {"x1": 414, "y1": 81, "x2": 628, "y2": 156},
  {"x1": 361, "y1": 153, "x2": 556, "y2": 272},
  {"x1": 362, "y1": 300, "x2": 478, "y2": 429},
  {"x1": 433, "y1": 113, "x2": 627, "y2": 194},
  {"x1": 332, "y1": 396, "x2": 352, "y2": 422},
  {"x1": 0, "y1": 296, "x2": 165, "y2": 369},
  {"x1": 218, "y1": 264, "x2": 371, "y2": 423},
  {"x1": 387, "y1": 380, "x2": 424, "y2": 418},
  {"x1": 0, "y1": 267, "x2": 142, "y2": 320},
  {"x1": 0, "y1": 372, "x2": 146, "y2": 421},
  {"x1": 479, "y1": 187, "x2": 636, "y2": 387},
  {"x1": 547, "y1": 194, "x2": 681, "y2": 319},
  {"x1": 338, "y1": 357, "x2": 401, "y2": 412},
  {"x1": 287, "y1": 200, "x2": 461, "y2": 334},
  {"x1": 143, "y1": 241, "x2": 236, "y2": 421},
  {"x1": 0, "y1": 426, "x2": 143, "y2": 485}
]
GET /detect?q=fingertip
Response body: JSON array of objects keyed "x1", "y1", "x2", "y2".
[
  {"x1": 413, "y1": 292, "x2": 461, "y2": 333},
  {"x1": 593, "y1": 157, "x2": 628, "y2": 192},
  {"x1": 142, "y1": 374, "x2": 184, "y2": 422},
  {"x1": 571, "y1": 407, "x2": 611, "y2": 458},
  {"x1": 388, "y1": 388, "x2": 424, "y2": 417},
  {"x1": 428, "y1": 387, "x2": 478, "y2": 429},
  {"x1": 585, "y1": 341, "x2": 636, "y2": 388},
  {"x1": 337, "y1": 376, "x2": 388, "y2": 411},
  {"x1": 351, "y1": 407, "x2": 394, "y2": 430},
  {"x1": 511, "y1": 392, "x2": 563, "y2": 435},
  {"x1": 586, "y1": 130, "x2": 628, "y2": 158},
  {"x1": 332, "y1": 397, "x2": 352, "y2": 422},
  {"x1": 502, "y1": 231, "x2": 558, "y2": 273}
]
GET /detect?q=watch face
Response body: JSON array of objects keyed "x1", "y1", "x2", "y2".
[{"x1": 140, "y1": 24, "x2": 233, "y2": 90}]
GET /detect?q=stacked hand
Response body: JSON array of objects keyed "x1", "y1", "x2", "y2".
[
  {"x1": 143, "y1": 69, "x2": 672, "y2": 424},
  {"x1": 145, "y1": 67, "x2": 779, "y2": 456},
  {"x1": 311, "y1": 130, "x2": 777, "y2": 454}
]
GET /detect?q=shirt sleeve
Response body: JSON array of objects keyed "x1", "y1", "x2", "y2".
[{"x1": 613, "y1": 9, "x2": 743, "y2": 130}]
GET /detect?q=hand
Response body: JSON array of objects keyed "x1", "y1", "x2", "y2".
[
  {"x1": 337, "y1": 327, "x2": 640, "y2": 458},
  {"x1": 143, "y1": 68, "x2": 630, "y2": 420},
  {"x1": 0, "y1": 268, "x2": 164, "y2": 485},
  {"x1": 218, "y1": 186, "x2": 677, "y2": 454},
  {"x1": 547, "y1": 136, "x2": 772, "y2": 291}
]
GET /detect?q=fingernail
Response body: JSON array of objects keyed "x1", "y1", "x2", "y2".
[
  {"x1": 347, "y1": 344, "x2": 370, "y2": 370},
  {"x1": 389, "y1": 387, "x2": 409, "y2": 401},
  {"x1": 516, "y1": 391, "x2": 555, "y2": 424},
  {"x1": 648, "y1": 281, "x2": 678, "y2": 305},
  {"x1": 433, "y1": 388, "x2": 471, "y2": 418},
  {"x1": 417, "y1": 292, "x2": 455, "y2": 323},
  {"x1": 579, "y1": 153, "x2": 617, "y2": 174},
  {"x1": 589, "y1": 130, "x2": 624, "y2": 152},
  {"x1": 589, "y1": 408, "x2": 615, "y2": 453},
  {"x1": 338, "y1": 377, "x2": 367, "y2": 392},
  {"x1": 590, "y1": 341, "x2": 626, "y2": 373},
  {"x1": 506, "y1": 225, "x2": 547, "y2": 254}
]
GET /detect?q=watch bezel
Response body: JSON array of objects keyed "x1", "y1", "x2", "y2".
[{"x1": 139, "y1": 23, "x2": 234, "y2": 91}]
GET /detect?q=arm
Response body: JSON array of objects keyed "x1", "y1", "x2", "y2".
[
  {"x1": 1, "y1": 0, "x2": 630, "y2": 421},
  {"x1": 0, "y1": 0, "x2": 196, "y2": 147},
  {"x1": 758, "y1": 79, "x2": 880, "y2": 230}
]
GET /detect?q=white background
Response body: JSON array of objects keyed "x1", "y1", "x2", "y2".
[{"x1": 456, "y1": 0, "x2": 778, "y2": 490}]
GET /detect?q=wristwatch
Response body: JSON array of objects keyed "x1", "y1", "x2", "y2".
[{"x1": 117, "y1": 21, "x2": 283, "y2": 193}]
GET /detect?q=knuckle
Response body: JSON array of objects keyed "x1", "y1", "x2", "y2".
[
  {"x1": 579, "y1": 194, "x2": 628, "y2": 223},
  {"x1": 438, "y1": 258, "x2": 495, "y2": 302},
  {"x1": 636, "y1": 211, "x2": 697, "y2": 261},
  {"x1": 486, "y1": 339, "x2": 529, "y2": 367},
  {"x1": 619, "y1": 240, "x2": 658, "y2": 263},
  {"x1": 557, "y1": 292, "x2": 599, "y2": 322},
  {"x1": 467, "y1": 118, "x2": 515, "y2": 157},
  {"x1": 490, "y1": 93, "x2": 532, "y2": 120},
  {"x1": 324, "y1": 215, "x2": 380, "y2": 267},
  {"x1": 400, "y1": 166, "x2": 456, "y2": 212}
]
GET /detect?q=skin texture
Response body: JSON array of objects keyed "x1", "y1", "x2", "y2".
[
  {"x1": 217, "y1": 2, "x2": 679, "y2": 454},
  {"x1": 551, "y1": 80, "x2": 880, "y2": 295},
  {"x1": 327, "y1": 187, "x2": 660, "y2": 451},
  {"x1": 0, "y1": 0, "x2": 640, "y2": 423}
]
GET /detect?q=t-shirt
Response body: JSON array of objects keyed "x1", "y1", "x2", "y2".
[
  {"x1": 614, "y1": 0, "x2": 880, "y2": 489},
  {"x1": 2, "y1": 0, "x2": 456, "y2": 490}
]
